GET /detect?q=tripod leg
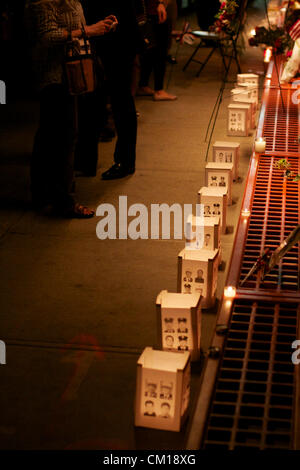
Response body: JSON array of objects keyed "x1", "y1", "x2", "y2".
[
  {"x1": 218, "y1": 42, "x2": 228, "y2": 75},
  {"x1": 183, "y1": 42, "x2": 202, "y2": 71},
  {"x1": 196, "y1": 45, "x2": 216, "y2": 77},
  {"x1": 232, "y1": 39, "x2": 241, "y2": 73}
]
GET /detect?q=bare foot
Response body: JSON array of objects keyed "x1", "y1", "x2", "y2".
[
  {"x1": 136, "y1": 86, "x2": 155, "y2": 96},
  {"x1": 153, "y1": 90, "x2": 177, "y2": 101}
]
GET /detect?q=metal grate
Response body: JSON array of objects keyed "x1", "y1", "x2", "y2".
[
  {"x1": 203, "y1": 299, "x2": 300, "y2": 450},
  {"x1": 239, "y1": 155, "x2": 300, "y2": 292},
  {"x1": 187, "y1": 55, "x2": 300, "y2": 452},
  {"x1": 262, "y1": 88, "x2": 299, "y2": 155}
]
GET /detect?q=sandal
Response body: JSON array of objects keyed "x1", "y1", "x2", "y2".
[{"x1": 63, "y1": 203, "x2": 95, "y2": 219}]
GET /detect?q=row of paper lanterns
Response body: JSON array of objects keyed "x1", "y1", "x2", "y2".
[{"x1": 134, "y1": 73, "x2": 260, "y2": 432}]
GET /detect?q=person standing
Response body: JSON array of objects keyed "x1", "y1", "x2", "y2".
[
  {"x1": 166, "y1": 0, "x2": 178, "y2": 64},
  {"x1": 25, "y1": 0, "x2": 113, "y2": 217},
  {"x1": 138, "y1": 0, "x2": 177, "y2": 101},
  {"x1": 195, "y1": 0, "x2": 220, "y2": 31},
  {"x1": 83, "y1": 0, "x2": 140, "y2": 180}
]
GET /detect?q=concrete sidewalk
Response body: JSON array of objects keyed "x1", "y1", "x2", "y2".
[{"x1": 0, "y1": 6, "x2": 265, "y2": 449}]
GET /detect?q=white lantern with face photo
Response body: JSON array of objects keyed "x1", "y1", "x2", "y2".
[
  {"x1": 134, "y1": 347, "x2": 191, "y2": 431},
  {"x1": 177, "y1": 248, "x2": 219, "y2": 309},
  {"x1": 227, "y1": 103, "x2": 251, "y2": 137},
  {"x1": 198, "y1": 186, "x2": 227, "y2": 234},
  {"x1": 212, "y1": 141, "x2": 240, "y2": 181},
  {"x1": 156, "y1": 290, "x2": 201, "y2": 361},
  {"x1": 231, "y1": 89, "x2": 257, "y2": 128},
  {"x1": 205, "y1": 162, "x2": 233, "y2": 205},
  {"x1": 185, "y1": 214, "x2": 220, "y2": 251}
]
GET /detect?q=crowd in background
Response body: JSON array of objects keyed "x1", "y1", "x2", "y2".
[{"x1": 0, "y1": 0, "x2": 221, "y2": 219}]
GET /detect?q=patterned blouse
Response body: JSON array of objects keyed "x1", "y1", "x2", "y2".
[{"x1": 25, "y1": 0, "x2": 86, "y2": 91}]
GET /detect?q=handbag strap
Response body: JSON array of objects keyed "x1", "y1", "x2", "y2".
[{"x1": 81, "y1": 22, "x2": 89, "y2": 55}]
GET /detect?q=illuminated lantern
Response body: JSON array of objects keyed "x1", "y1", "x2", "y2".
[
  {"x1": 231, "y1": 91, "x2": 256, "y2": 129},
  {"x1": 205, "y1": 162, "x2": 234, "y2": 205},
  {"x1": 198, "y1": 186, "x2": 227, "y2": 234},
  {"x1": 264, "y1": 47, "x2": 272, "y2": 63},
  {"x1": 235, "y1": 82, "x2": 258, "y2": 105},
  {"x1": 241, "y1": 207, "x2": 251, "y2": 218},
  {"x1": 224, "y1": 285, "x2": 237, "y2": 299},
  {"x1": 156, "y1": 290, "x2": 201, "y2": 361},
  {"x1": 254, "y1": 137, "x2": 266, "y2": 153},
  {"x1": 185, "y1": 213, "x2": 220, "y2": 252},
  {"x1": 134, "y1": 347, "x2": 191, "y2": 431},
  {"x1": 177, "y1": 247, "x2": 219, "y2": 309},
  {"x1": 237, "y1": 73, "x2": 259, "y2": 87},
  {"x1": 212, "y1": 141, "x2": 240, "y2": 181},
  {"x1": 227, "y1": 103, "x2": 251, "y2": 137}
]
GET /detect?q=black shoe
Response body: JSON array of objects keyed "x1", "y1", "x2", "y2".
[
  {"x1": 166, "y1": 55, "x2": 177, "y2": 65},
  {"x1": 101, "y1": 163, "x2": 135, "y2": 180}
]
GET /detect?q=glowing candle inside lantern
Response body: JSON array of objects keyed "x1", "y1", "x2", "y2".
[
  {"x1": 264, "y1": 47, "x2": 272, "y2": 63},
  {"x1": 255, "y1": 137, "x2": 266, "y2": 153},
  {"x1": 242, "y1": 208, "x2": 251, "y2": 218},
  {"x1": 224, "y1": 286, "x2": 236, "y2": 299},
  {"x1": 250, "y1": 29, "x2": 256, "y2": 36}
]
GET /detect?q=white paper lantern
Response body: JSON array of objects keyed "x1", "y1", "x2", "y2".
[
  {"x1": 156, "y1": 290, "x2": 201, "y2": 361},
  {"x1": 212, "y1": 141, "x2": 240, "y2": 181},
  {"x1": 185, "y1": 213, "x2": 220, "y2": 252},
  {"x1": 205, "y1": 162, "x2": 234, "y2": 205},
  {"x1": 198, "y1": 186, "x2": 227, "y2": 234},
  {"x1": 237, "y1": 73, "x2": 259, "y2": 87},
  {"x1": 177, "y1": 248, "x2": 219, "y2": 309},
  {"x1": 134, "y1": 347, "x2": 191, "y2": 431},
  {"x1": 231, "y1": 91, "x2": 257, "y2": 128},
  {"x1": 236, "y1": 83, "x2": 258, "y2": 104},
  {"x1": 227, "y1": 103, "x2": 251, "y2": 137}
]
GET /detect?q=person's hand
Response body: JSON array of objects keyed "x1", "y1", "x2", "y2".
[
  {"x1": 105, "y1": 15, "x2": 118, "y2": 32},
  {"x1": 87, "y1": 19, "x2": 114, "y2": 37},
  {"x1": 105, "y1": 15, "x2": 118, "y2": 23},
  {"x1": 157, "y1": 4, "x2": 167, "y2": 24}
]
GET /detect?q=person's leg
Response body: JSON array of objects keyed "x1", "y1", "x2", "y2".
[
  {"x1": 196, "y1": 0, "x2": 220, "y2": 30},
  {"x1": 45, "y1": 86, "x2": 76, "y2": 210},
  {"x1": 166, "y1": 0, "x2": 178, "y2": 61},
  {"x1": 152, "y1": 20, "x2": 177, "y2": 100},
  {"x1": 101, "y1": 54, "x2": 137, "y2": 178},
  {"x1": 31, "y1": 85, "x2": 65, "y2": 208},
  {"x1": 138, "y1": 48, "x2": 155, "y2": 95},
  {"x1": 111, "y1": 63, "x2": 137, "y2": 170},
  {"x1": 76, "y1": 83, "x2": 104, "y2": 176},
  {"x1": 31, "y1": 84, "x2": 93, "y2": 216}
]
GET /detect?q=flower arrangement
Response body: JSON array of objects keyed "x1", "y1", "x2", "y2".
[
  {"x1": 210, "y1": 1, "x2": 240, "y2": 35},
  {"x1": 248, "y1": 26, "x2": 293, "y2": 55},
  {"x1": 275, "y1": 158, "x2": 300, "y2": 182}
]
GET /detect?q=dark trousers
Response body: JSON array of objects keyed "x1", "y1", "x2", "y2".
[
  {"x1": 75, "y1": 85, "x2": 105, "y2": 176},
  {"x1": 139, "y1": 17, "x2": 169, "y2": 91},
  {"x1": 195, "y1": 0, "x2": 220, "y2": 30},
  {"x1": 99, "y1": 50, "x2": 137, "y2": 169},
  {"x1": 31, "y1": 84, "x2": 76, "y2": 208}
]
